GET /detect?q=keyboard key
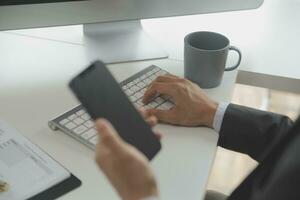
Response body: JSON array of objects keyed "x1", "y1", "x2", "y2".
[
  {"x1": 122, "y1": 85, "x2": 128, "y2": 90},
  {"x1": 89, "y1": 135, "x2": 99, "y2": 145},
  {"x1": 73, "y1": 125, "x2": 87, "y2": 135},
  {"x1": 141, "y1": 88, "x2": 147, "y2": 94},
  {"x1": 134, "y1": 100, "x2": 143, "y2": 107},
  {"x1": 76, "y1": 109, "x2": 85, "y2": 116},
  {"x1": 134, "y1": 92, "x2": 144, "y2": 99},
  {"x1": 59, "y1": 118, "x2": 69, "y2": 125},
  {"x1": 146, "y1": 104, "x2": 155, "y2": 108},
  {"x1": 130, "y1": 95, "x2": 137, "y2": 102},
  {"x1": 157, "y1": 101, "x2": 174, "y2": 110},
  {"x1": 73, "y1": 117, "x2": 84, "y2": 125},
  {"x1": 155, "y1": 97, "x2": 165, "y2": 104},
  {"x1": 81, "y1": 113, "x2": 91, "y2": 120},
  {"x1": 153, "y1": 67, "x2": 160, "y2": 72},
  {"x1": 148, "y1": 101, "x2": 159, "y2": 108},
  {"x1": 127, "y1": 82, "x2": 134, "y2": 87},
  {"x1": 68, "y1": 114, "x2": 77, "y2": 120},
  {"x1": 149, "y1": 75, "x2": 156, "y2": 80},
  {"x1": 136, "y1": 98, "x2": 144, "y2": 105},
  {"x1": 133, "y1": 79, "x2": 139, "y2": 84},
  {"x1": 144, "y1": 78, "x2": 152, "y2": 84},
  {"x1": 156, "y1": 70, "x2": 167, "y2": 76},
  {"x1": 161, "y1": 95, "x2": 171, "y2": 100},
  {"x1": 150, "y1": 69, "x2": 157, "y2": 74},
  {"x1": 137, "y1": 82, "x2": 146, "y2": 88},
  {"x1": 125, "y1": 89, "x2": 133, "y2": 96},
  {"x1": 146, "y1": 71, "x2": 153, "y2": 76},
  {"x1": 81, "y1": 129, "x2": 97, "y2": 140},
  {"x1": 131, "y1": 85, "x2": 140, "y2": 92},
  {"x1": 134, "y1": 102, "x2": 140, "y2": 107},
  {"x1": 143, "y1": 104, "x2": 152, "y2": 109},
  {"x1": 84, "y1": 120, "x2": 94, "y2": 128},
  {"x1": 65, "y1": 122, "x2": 76, "y2": 130}
]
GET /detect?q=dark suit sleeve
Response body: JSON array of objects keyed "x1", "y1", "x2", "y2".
[{"x1": 217, "y1": 104, "x2": 294, "y2": 162}]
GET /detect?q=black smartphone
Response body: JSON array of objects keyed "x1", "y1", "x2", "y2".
[{"x1": 69, "y1": 60, "x2": 161, "y2": 160}]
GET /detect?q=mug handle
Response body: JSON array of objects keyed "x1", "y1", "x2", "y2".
[{"x1": 225, "y1": 46, "x2": 242, "y2": 71}]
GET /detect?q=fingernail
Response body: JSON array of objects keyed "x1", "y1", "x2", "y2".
[{"x1": 96, "y1": 119, "x2": 107, "y2": 131}]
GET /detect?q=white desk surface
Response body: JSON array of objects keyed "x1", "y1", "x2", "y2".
[
  {"x1": 6, "y1": 0, "x2": 300, "y2": 93},
  {"x1": 0, "y1": 32, "x2": 237, "y2": 200}
]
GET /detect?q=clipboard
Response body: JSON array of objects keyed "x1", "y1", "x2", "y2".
[
  {"x1": 28, "y1": 174, "x2": 81, "y2": 200},
  {"x1": 0, "y1": 120, "x2": 82, "y2": 200}
]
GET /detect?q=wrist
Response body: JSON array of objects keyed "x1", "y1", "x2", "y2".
[
  {"x1": 212, "y1": 102, "x2": 229, "y2": 132},
  {"x1": 204, "y1": 101, "x2": 218, "y2": 128},
  {"x1": 123, "y1": 190, "x2": 158, "y2": 200},
  {"x1": 122, "y1": 180, "x2": 159, "y2": 200},
  {"x1": 140, "y1": 196, "x2": 160, "y2": 200}
]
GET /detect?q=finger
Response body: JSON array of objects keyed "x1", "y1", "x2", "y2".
[
  {"x1": 143, "y1": 82, "x2": 177, "y2": 103},
  {"x1": 142, "y1": 109, "x2": 152, "y2": 117},
  {"x1": 145, "y1": 116, "x2": 158, "y2": 127},
  {"x1": 138, "y1": 108, "x2": 157, "y2": 126},
  {"x1": 154, "y1": 74, "x2": 179, "y2": 83},
  {"x1": 146, "y1": 75, "x2": 179, "y2": 97},
  {"x1": 147, "y1": 109, "x2": 176, "y2": 124},
  {"x1": 95, "y1": 118, "x2": 109, "y2": 139},
  {"x1": 164, "y1": 73, "x2": 178, "y2": 78},
  {"x1": 95, "y1": 119, "x2": 122, "y2": 147},
  {"x1": 138, "y1": 107, "x2": 148, "y2": 118},
  {"x1": 154, "y1": 131, "x2": 163, "y2": 140}
]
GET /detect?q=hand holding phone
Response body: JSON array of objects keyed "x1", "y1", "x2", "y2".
[{"x1": 69, "y1": 60, "x2": 161, "y2": 160}]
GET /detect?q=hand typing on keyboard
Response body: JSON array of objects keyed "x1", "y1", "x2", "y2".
[
  {"x1": 143, "y1": 74, "x2": 218, "y2": 127},
  {"x1": 121, "y1": 66, "x2": 174, "y2": 110}
]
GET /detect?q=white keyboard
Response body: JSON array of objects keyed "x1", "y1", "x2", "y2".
[{"x1": 48, "y1": 65, "x2": 174, "y2": 150}]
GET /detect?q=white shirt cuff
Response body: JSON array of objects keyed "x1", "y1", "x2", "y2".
[
  {"x1": 213, "y1": 102, "x2": 229, "y2": 133},
  {"x1": 140, "y1": 196, "x2": 159, "y2": 200}
]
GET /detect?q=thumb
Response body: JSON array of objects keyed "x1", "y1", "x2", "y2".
[
  {"x1": 148, "y1": 109, "x2": 175, "y2": 124},
  {"x1": 95, "y1": 118, "x2": 122, "y2": 147}
]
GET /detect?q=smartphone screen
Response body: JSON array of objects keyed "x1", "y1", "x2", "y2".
[{"x1": 69, "y1": 60, "x2": 161, "y2": 160}]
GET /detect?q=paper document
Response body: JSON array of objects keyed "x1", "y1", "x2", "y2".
[{"x1": 0, "y1": 120, "x2": 70, "y2": 200}]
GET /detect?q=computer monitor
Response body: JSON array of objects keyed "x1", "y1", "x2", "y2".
[{"x1": 0, "y1": 0, "x2": 263, "y2": 63}]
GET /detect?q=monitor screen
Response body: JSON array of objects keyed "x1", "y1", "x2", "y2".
[
  {"x1": 0, "y1": 0, "x2": 263, "y2": 31},
  {"x1": 0, "y1": 0, "x2": 263, "y2": 63},
  {"x1": 0, "y1": 0, "x2": 84, "y2": 6}
]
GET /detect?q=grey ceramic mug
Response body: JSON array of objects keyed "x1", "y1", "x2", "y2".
[{"x1": 184, "y1": 31, "x2": 242, "y2": 88}]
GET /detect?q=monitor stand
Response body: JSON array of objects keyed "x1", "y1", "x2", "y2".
[{"x1": 83, "y1": 20, "x2": 168, "y2": 64}]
